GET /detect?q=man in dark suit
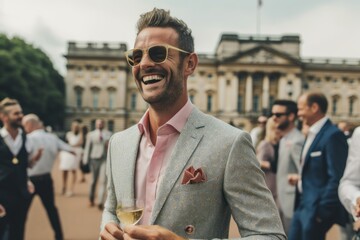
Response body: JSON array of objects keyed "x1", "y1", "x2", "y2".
[
  {"x1": 288, "y1": 92, "x2": 348, "y2": 240},
  {"x1": 0, "y1": 98, "x2": 41, "y2": 240}
]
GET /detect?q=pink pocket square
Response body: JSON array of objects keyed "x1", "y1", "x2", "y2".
[{"x1": 181, "y1": 166, "x2": 207, "y2": 184}]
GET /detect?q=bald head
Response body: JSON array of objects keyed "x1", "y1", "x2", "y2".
[{"x1": 22, "y1": 114, "x2": 42, "y2": 133}]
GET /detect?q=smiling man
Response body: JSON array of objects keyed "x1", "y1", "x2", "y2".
[
  {"x1": 271, "y1": 100, "x2": 304, "y2": 235},
  {"x1": 100, "y1": 8, "x2": 285, "y2": 240},
  {"x1": 0, "y1": 98, "x2": 41, "y2": 240},
  {"x1": 288, "y1": 92, "x2": 348, "y2": 240}
]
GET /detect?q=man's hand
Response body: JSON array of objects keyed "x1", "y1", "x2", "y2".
[
  {"x1": 354, "y1": 219, "x2": 360, "y2": 231},
  {"x1": 260, "y1": 160, "x2": 270, "y2": 170},
  {"x1": 0, "y1": 204, "x2": 6, "y2": 218},
  {"x1": 27, "y1": 180, "x2": 35, "y2": 194},
  {"x1": 100, "y1": 222, "x2": 124, "y2": 240},
  {"x1": 29, "y1": 148, "x2": 43, "y2": 167},
  {"x1": 288, "y1": 174, "x2": 300, "y2": 186},
  {"x1": 355, "y1": 197, "x2": 360, "y2": 217},
  {"x1": 123, "y1": 225, "x2": 186, "y2": 240}
]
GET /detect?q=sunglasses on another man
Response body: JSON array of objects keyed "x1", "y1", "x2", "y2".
[
  {"x1": 271, "y1": 112, "x2": 289, "y2": 118},
  {"x1": 125, "y1": 44, "x2": 191, "y2": 67}
]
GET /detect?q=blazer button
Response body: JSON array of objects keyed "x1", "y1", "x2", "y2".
[{"x1": 184, "y1": 225, "x2": 195, "y2": 235}]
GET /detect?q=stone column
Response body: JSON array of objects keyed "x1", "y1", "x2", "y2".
[
  {"x1": 218, "y1": 74, "x2": 227, "y2": 112},
  {"x1": 262, "y1": 74, "x2": 270, "y2": 110},
  {"x1": 278, "y1": 73, "x2": 287, "y2": 99},
  {"x1": 245, "y1": 73, "x2": 253, "y2": 112},
  {"x1": 231, "y1": 73, "x2": 239, "y2": 112}
]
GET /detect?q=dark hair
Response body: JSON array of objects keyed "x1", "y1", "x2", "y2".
[
  {"x1": 273, "y1": 99, "x2": 298, "y2": 115},
  {"x1": 306, "y1": 92, "x2": 328, "y2": 114},
  {"x1": 0, "y1": 98, "x2": 19, "y2": 114},
  {"x1": 136, "y1": 8, "x2": 194, "y2": 55}
]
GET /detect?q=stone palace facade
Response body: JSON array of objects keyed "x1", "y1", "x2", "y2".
[{"x1": 64, "y1": 34, "x2": 360, "y2": 132}]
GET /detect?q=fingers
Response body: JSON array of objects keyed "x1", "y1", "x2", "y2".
[
  {"x1": 0, "y1": 204, "x2": 6, "y2": 218},
  {"x1": 124, "y1": 225, "x2": 159, "y2": 240},
  {"x1": 287, "y1": 174, "x2": 299, "y2": 186},
  {"x1": 123, "y1": 225, "x2": 183, "y2": 240},
  {"x1": 355, "y1": 198, "x2": 360, "y2": 217},
  {"x1": 354, "y1": 219, "x2": 360, "y2": 231},
  {"x1": 100, "y1": 222, "x2": 124, "y2": 240}
]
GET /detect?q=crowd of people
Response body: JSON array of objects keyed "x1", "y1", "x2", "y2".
[
  {"x1": 0, "y1": 97, "x2": 111, "y2": 240},
  {"x1": 252, "y1": 94, "x2": 360, "y2": 239},
  {"x1": 2, "y1": 7, "x2": 360, "y2": 240}
]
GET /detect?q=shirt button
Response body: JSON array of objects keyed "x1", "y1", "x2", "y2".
[
  {"x1": 149, "y1": 176, "x2": 155, "y2": 182},
  {"x1": 184, "y1": 225, "x2": 195, "y2": 235}
]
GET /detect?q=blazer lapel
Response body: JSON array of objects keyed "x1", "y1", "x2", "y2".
[
  {"x1": 111, "y1": 126, "x2": 141, "y2": 199},
  {"x1": 150, "y1": 108, "x2": 205, "y2": 224}
]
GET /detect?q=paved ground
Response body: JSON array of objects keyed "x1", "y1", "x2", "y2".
[
  {"x1": 25, "y1": 161, "x2": 102, "y2": 240},
  {"x1": 25, "y1": 159, "x2": 341, "y2": 240}
]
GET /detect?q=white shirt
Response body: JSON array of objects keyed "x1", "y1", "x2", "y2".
[
  {"x1": 339, "y1": 127, "x2": 360, "y2": 220},
  {"x1": 27, "y1": 129, "x2": 73, "y2": 176},
  {"x1": 0, "y1": 127, "x2": 33, "y2": 157},
  {"x1": 298, "y1": 116, "x2": 329, "y2": 193}
]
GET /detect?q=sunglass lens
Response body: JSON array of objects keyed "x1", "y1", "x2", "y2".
[
  {"x1": 129, "y1": 49, "x2": 143, "y2": 66},
  {"x1": 149, "y1": 46, "x2": 167, "y2": 63}
]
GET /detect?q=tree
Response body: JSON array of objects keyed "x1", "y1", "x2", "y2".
[{"x1": 0, "y1": 34, "x2": 65, "y2": 130}]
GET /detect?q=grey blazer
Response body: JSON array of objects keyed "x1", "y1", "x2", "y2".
[
  {"x1": 276, "y1": 128, "x2": 304, "y2": 218},
  {"x1": 83, "y1": 129, "x2": 112, "y2": 164},
  {"x1": 101, "y1": 108, "x2": 286, "y2": 239}
]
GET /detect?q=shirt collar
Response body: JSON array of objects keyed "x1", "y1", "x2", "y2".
[
  {"x1": 309, "y1": 116, "x2": 329, "y2": 135},
  {"x1": 137, "y1": 100, "x2": 194, "y2": 137},
  {"x1": 0, "y1": 127, "x2": 23, "y2": 138}
]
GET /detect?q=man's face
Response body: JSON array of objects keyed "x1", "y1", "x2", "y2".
[
  {"x1": 96, "y1": 120, "x2": 104, "y2": 130},
  {"x1": 3, "y1": 104, "x2": 23, "y2": 129},
  {"x1": 131, "y1": 27, "x2": 187, "y2": 107},
  {"x1": 271, "y1": 105, "x2": 290, "y2": 130}
]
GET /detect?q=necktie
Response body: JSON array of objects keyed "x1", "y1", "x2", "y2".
[{"x1": 99, "y1": 131, "x2": 103, "y2": 142}]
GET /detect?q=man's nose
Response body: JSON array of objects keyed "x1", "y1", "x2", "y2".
[{"x1": 139, "y1": 53, "x2": 156, "y2": 69}]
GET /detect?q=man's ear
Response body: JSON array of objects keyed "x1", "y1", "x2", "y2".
[
  {"x1": 184, "y1": 53, "x2": 198, "y2": 76},
  {"x1": 288, "y1": 112, "x2": 295, "y2": 122},
  {"x1": 311, "y1": 103, "x2": 319, "y2": 113}
]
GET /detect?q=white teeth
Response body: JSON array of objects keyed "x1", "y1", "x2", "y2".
[{"x1": 143, "y1": 75, "x2": 163, "y2": 82}]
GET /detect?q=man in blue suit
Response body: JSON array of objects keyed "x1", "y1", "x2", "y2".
[{"x1": 288, "y1": 91, "x2": 348, "y2": 240}]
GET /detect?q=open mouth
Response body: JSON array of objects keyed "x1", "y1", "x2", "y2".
[{"x1": 142, "y1": 74, "x2": 164, "y2": 85}]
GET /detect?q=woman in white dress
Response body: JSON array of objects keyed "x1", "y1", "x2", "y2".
[{"x1": 59, "y1": 121, "x2": 83, "y2": 196}]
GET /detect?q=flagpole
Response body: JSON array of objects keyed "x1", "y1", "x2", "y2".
[{"x1": 257, "y1": 0, "x2": 262, "y2": 35}]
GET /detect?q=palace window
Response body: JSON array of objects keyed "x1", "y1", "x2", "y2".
[
  {"x1": 189, "y1": 94, "x2": 195, "y2": 104},
  {"x1": 74, "y1": 87, "x2": 83, "y2": 108},
  {"x1": 92, "y1": 88, "x2": 100, "y2": 109},
  {"x1": 349, "y1": 96, "x2": 357, "y2": 116},
  {"x1": 108, "y1": 120, "x2": 114, "y2": 132},
  {"x1": 207, "y1": 94, "x2": 212, "y2": 112},
  {"x1": 108, "y1": 88, "x2": 116, "y2": 110},
  {"x1": 332, "y1": 96, "x2": 339, "y2": 115}
]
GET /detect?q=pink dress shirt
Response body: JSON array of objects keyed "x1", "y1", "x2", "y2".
[{"x1": 135, "y1": 100, "x2": 193, "y2": 225}]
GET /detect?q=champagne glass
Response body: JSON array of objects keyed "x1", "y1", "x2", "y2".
[{"x1": 116, "y1": 198, "x2": 144, "y2": 227}]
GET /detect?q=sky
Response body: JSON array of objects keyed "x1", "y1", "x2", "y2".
[{"x1": 0, "y1": 0, "x2": 359, "y2": 75}]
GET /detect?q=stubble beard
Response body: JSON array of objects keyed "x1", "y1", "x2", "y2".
[
  {"x1": 9, "y1": 118, "x2": 22, "y2": 129},
  {"x1": 140, "y1": 66, "x2": 184, "y2": 110},
  {"x1": 277, "y1": 119, "x2": 290, "y2": 130}
]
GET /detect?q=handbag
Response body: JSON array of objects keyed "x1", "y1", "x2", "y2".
[{"x1": 80, "y1": 160, "x2": 90, "y2": 174}]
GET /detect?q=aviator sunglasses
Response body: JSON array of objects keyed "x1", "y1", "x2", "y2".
[
  {"x1": 125, "y1": 44, "x2": 191, "y2": 67},
  {"x1": 271, "y1": 112, "x2": 289, "y2": 118}
]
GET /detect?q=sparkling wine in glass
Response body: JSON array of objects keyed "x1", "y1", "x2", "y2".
[{"x1": 116, "y1": 198, "x2": 144, "y2": 226}]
